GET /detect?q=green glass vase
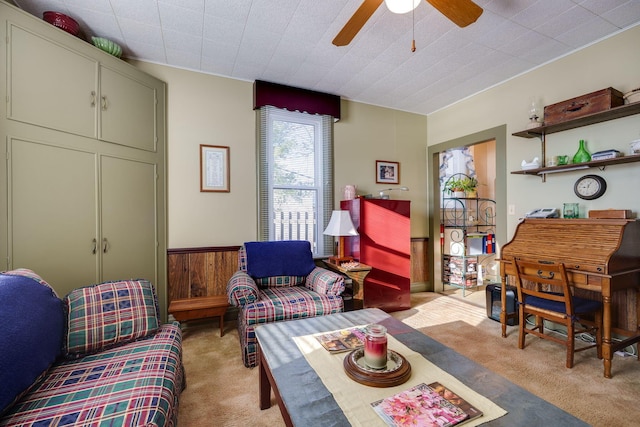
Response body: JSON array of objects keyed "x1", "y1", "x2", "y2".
[{"x1": 572, "y1": 139, "x2": 591, "y2": 164}]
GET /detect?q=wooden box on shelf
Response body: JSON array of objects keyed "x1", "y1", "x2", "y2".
[
  {"x1": 588, "y1": 209, "x2": 633, "y2": 219},
  {"x1": 328, "y1": 256, "x2": 354, "y2": 265},
  {"x1": 543, "y1": 87, "x2": 624, "y2": 126}
]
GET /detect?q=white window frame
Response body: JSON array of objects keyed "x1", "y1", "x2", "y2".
[{"x1": 257, "y1": 106, "x2": 334, "y2": 256}]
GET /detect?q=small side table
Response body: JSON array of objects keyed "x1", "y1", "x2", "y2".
[
  {"x1": 323, "y1": 260, "x2": 372, "y2": 311},
  {"x1": 168, "y1": 295, "x2": 229, "y2": 337}
]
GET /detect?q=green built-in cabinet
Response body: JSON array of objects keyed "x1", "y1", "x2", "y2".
[{"x1": 0, "y1": 2, "x2": 167, "y2": 313}]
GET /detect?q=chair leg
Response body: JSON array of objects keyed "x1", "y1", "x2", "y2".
[
  {"x1": 518, "y1": 308, "x2": 526, "y2": 349},
  {"x1": 566, "y1": 322, "x2": 575, "y2": 369},
  {"x1": 536, "y1": 315, "x2": 544, "y2": 334}
]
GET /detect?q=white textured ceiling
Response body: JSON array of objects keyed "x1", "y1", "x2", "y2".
[{"x1": 12, "y1": 0, "x2": 640, "y2": 116}]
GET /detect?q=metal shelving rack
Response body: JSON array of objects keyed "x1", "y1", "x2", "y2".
[{"x1": 441, "y1": 175, "x2": 497, "y2": 296}]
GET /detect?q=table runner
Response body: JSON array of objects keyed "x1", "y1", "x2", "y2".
[{"x1": 293, "y1": 328, "x2": 507, "y2": 426}]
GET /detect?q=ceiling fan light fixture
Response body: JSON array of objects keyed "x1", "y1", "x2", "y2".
[{"x1": 384, "y1": 0, "x2": 420, "y2": 14}]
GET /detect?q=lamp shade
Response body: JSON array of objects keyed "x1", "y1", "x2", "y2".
[{"x1": 323, "y1": 210, "x2": 358, "y2": 237}]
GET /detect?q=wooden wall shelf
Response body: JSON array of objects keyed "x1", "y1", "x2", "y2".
[
  {"x1": 512, "y1": 101, "x2": 640, "y2": 179},
  {"x1": 511, "y1": 154, "x2": 640, "y2": 175},
  {"x1": 513, "y1": 102, "x2": 640, "y2": 139}
]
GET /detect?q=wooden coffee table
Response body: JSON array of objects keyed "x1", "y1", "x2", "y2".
[{"x1": 255, "y1": 309, "x2": 589, "y2": 426}]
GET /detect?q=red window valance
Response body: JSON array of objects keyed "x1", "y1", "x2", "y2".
[{"x1": 253, "y1": 80, "x2": 341, "y2": 121}]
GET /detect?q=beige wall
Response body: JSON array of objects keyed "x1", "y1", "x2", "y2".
[
  {"x1": 427, "y1": 25, "x2": 640, "y2": 238},
  {"x1": 131, "y1": 61, "x2": 428, "y2": 248},
  {"x1": 132, "y1": 24, "x2": 639, "y2": 250}
]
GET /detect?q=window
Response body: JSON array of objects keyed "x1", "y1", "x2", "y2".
[{"x1": 258, "y1": 106, "x2": 334, "y2": 256}]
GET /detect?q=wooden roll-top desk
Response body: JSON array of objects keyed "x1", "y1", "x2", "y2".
[{"x1": 499, "y1": 218, "x2": 640, "y2": 378}]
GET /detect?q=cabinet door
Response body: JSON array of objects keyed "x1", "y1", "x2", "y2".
[
  {"x1": 8, "y1": 24, "x2": 97, "y2": 138},
  {"x1": 9, "y1": 138, "x2": 98, "y2": 294},
  {"x1": 99, "y1": 66, "x2": 158, "y2": 152},
  {"x1": 100, "y1": 155, "x2": 157, "y2": 285}
]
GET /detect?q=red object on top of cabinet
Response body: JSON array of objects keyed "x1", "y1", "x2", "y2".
[{"x1": 341, "y1": 198, "x2": 411, "y2": 312}]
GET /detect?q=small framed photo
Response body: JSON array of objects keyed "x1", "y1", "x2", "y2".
[
  {"x1": 200, "y1": 145, "x2": 230, "y2": 192},
  {"x1": 376, "y1": 160, "x2": 400, "y2": 184}
]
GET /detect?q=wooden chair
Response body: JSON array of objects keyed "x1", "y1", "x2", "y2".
[{"x1": 513, "y1": 259, "x2": 602, "y2": 368}]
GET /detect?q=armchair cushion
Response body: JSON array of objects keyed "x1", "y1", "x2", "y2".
[
  {"x1": 64, "y1": 279, "x2": 160, "y2": 358},
  {"x1": 255, "y1": 275, "x2": 306, "y2": 287},
  {"x1": 305, "y1": 267, "x2": 345, "y2": 295},
  {"x1": 244, "y1": 240, "x2": 316, "y2": 278},
  {"x1": 227, "y1": 271, "x2": 260, "y2": 307},
  {"x1": 242, "y1": 287, "x2": 343, "y2": 327}
]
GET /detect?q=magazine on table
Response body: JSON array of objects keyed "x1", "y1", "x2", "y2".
[
  {"x1": 428, "y1": 382, "x2": 483, "y2": 422},
  {"x1": 371, "y1": 382, "x2": 479, "y2": 427},
  {"x1": 314, "y1": 326, "x2": 366, "y2": 353}
]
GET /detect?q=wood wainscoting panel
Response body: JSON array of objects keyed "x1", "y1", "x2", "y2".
[
  {"x1": 167, "y1": 246, "x2": 240, "y2": 303},
  {"x1": 411, "y1": 237, "x2": 429, "y2": 284},
  {"x1": 205, "y1": 251, "x2": 238, "y2": 295}
]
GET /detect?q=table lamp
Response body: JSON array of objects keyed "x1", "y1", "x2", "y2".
[{"x1": 323, "y1": 210, "x2": 358, "y2": 265}]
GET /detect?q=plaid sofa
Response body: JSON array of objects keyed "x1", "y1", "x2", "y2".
[
  {"x1": 227, "y1": 241, "x2": 345, "y2": 367},
  {"x1": 0, "y1": 269, "x2": 184, "y2": 427}
]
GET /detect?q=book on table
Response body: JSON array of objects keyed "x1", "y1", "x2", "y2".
[
  {"x1": 371, "y1": 382, "x2": 483, "y2": 426},
  {"x1": 314, "y1": 326, "x2": 366, "y2": 353}
]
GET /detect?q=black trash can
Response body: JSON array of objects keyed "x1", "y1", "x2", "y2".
[{"x1": 486, "y1": 283, "x2": 518, "y2": 326}]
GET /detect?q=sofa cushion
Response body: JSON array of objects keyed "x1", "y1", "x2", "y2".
[
  {"x1": 0, "y1": 323, "x2": 184, "y2": 427},
  {"x1": 0, "y1": 269, "x2": 64, "y2": 416},
  {"x1": 244, "y1": 240, "x2": 316, "y2": 278},
  {"x1": 64, "y1": 279, "x2": 160, "y2": 358}
]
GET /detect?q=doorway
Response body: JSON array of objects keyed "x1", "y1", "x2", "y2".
[{"x1": 427, "y1": 125, "x2": 507, "y2": 293}]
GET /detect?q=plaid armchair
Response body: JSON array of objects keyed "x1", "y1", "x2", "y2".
[{"x1": 227, "y1": 241, "x2": 345, "y2": 367}]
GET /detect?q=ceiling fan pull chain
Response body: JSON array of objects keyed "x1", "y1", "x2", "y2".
[{"x1": 411, "y1": 3, "x2": 416, "y2": 52}]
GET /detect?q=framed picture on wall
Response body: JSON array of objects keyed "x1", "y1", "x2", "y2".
[
  {"x1": 376, "y1": 160, "x2": 400, "y2": 184},
  {"x1": 200, "y1": 144, "x2": 230, "y2": 192}
]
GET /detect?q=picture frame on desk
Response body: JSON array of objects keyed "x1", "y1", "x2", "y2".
[{"x1": 376, "y1": 160, "x2": 400, "y2": 184}]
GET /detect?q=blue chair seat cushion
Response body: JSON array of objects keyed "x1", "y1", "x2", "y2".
[{"x1": 525, "y1": 292, "x2": 602, "y2": 315}]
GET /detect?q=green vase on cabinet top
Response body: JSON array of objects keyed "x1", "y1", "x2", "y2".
[{"x1": 572, "y1": 139, "x2": 591, "y2": 163}]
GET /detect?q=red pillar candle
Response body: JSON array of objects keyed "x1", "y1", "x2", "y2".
[{"x1": 364, "y1": 324, "x2": 388, "y2": 369}]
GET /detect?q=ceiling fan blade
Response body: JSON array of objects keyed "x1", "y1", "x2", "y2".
[
  {"x1": 333, "y1": 0, "x2": 384, "y2": 46},
  {"x1": 426, "y1": 0, "x2": 483, "y2": 28}
]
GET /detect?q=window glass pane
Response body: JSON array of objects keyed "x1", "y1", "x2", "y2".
[
  {"x1": 272, "y1": 120, "x2": 315, "y2": 186},
  {"x1": 273, "y1": 189, "x2": 316, "y2": 243}
]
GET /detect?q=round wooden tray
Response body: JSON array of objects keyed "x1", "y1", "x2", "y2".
[{"x1": 343, "y1": 348, "x2": 411, "y2": 387}]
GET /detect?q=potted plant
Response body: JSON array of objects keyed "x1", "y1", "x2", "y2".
[
  {"x1": 444, "y1": 176, "x2": 478, "y2": 198},
  {"x1": 461, "y1": 176, "x2": 478, "y2": 198},
  {"x1": 444, "y1": 177, "x2": 466, "y2": 198}
]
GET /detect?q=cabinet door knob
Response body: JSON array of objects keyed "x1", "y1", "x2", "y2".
[
  {"x1": 90, "y1": 91, "x2": 96, "y2": 107},
  {"x1": 101, "y1": 95, "x2": 108, "y2": 111},
  {"x1": 103, "y1": 238, "x2": 109, "y2": 253},
  {"x1": 92, "y1": 238, "x2": 97, "y2": 254}
]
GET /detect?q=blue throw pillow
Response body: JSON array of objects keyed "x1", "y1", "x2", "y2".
[
  {"x1": 0, "y1": 270, "x2": 64, "y2": 415},
  {"x1": 244, "y1": 240, "x2": 316, "y2": 278}
]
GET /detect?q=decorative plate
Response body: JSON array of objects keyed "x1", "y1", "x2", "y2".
[{"x1": 343, "y1": 348, "x2": 411, "y2": 387}]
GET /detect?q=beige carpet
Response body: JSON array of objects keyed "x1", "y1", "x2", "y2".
[{"x1": 178, "y1": 290, "x2": 640, "y2": 426}]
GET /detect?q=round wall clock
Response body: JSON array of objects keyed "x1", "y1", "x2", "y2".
[{"x1": 574, "y1": 174, "x2": 607, "y2": 200}]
